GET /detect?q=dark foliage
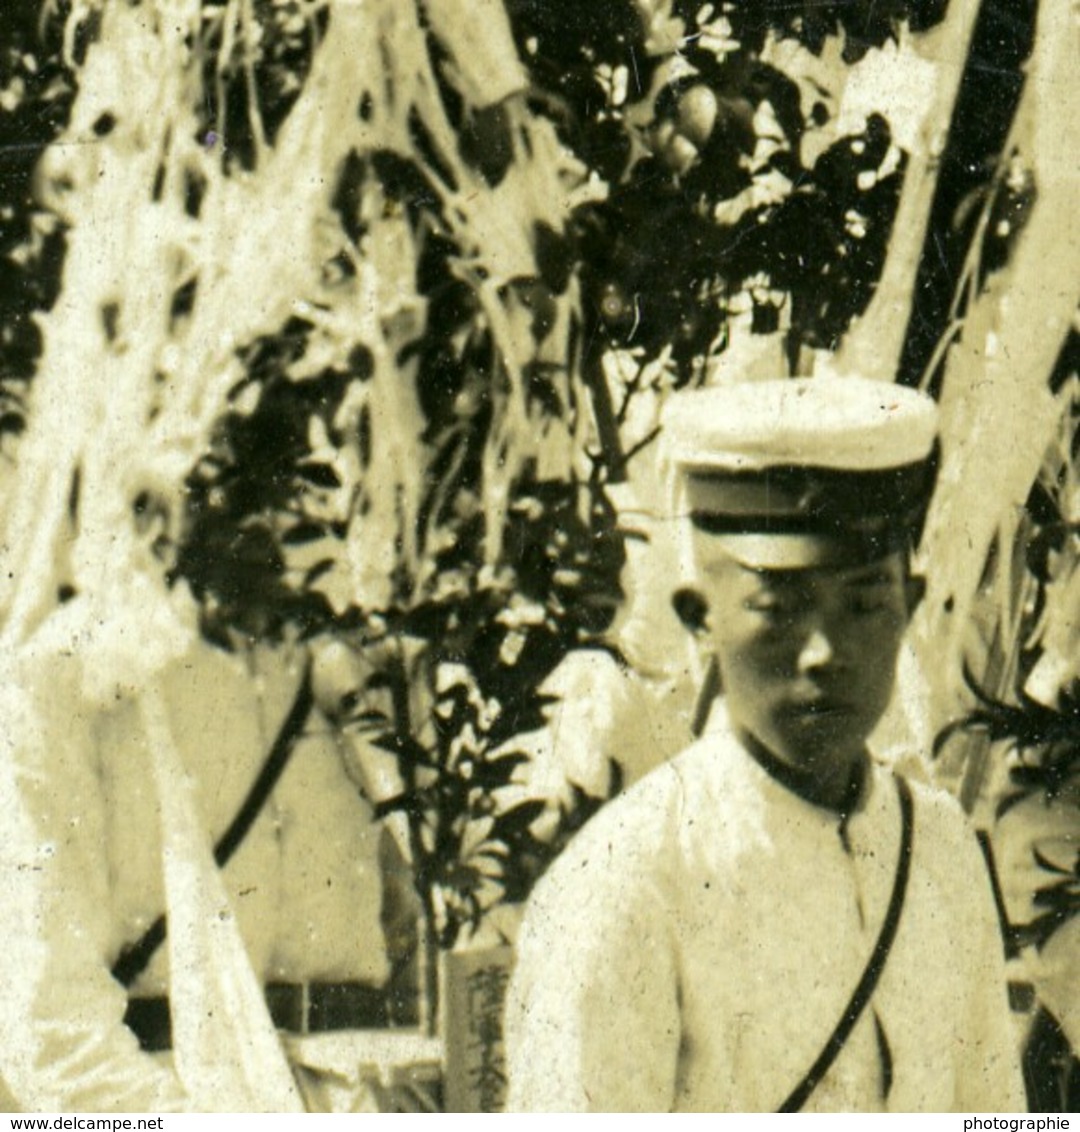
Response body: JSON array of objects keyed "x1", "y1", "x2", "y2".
[
  {"x1": 195, "y1": 0, "x2": 330, "y2": 169},
  {"x1": 936, "y1": 671, "x2": 1080, "y2": 949},
  {"x1": 172, "y1": 318, "x2": 362, "y2": 646},
  {"x1": 716, "y1": 0, "x2": 949, "y2": 59},
  {"x1": 505, "y1": 0, "x2": 925, "y2": 391},
  {"x1": 0, "y1": 2, "x2": 77, "y2": 438},
  {"x1": 937, "y1": 670, "x2": 1080, "y2": 815}
]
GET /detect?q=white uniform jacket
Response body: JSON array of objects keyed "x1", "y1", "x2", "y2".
[
  {"x1": 505, "y1": 716, "x2": 1026, "y2": 1112},
  {"x1": 0, "y1": 641, "x2": 388, "y2": 1112}
]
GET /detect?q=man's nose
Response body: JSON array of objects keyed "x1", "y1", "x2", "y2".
[{"x1": 796, "y1": 625, "x2": 835, "y2": 673}]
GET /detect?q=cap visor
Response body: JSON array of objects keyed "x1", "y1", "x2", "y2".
[{"x1": 700, "y1": 531, "x2": 899, "y2": 570}]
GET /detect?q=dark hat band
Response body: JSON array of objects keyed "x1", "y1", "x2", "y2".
[
  {"x1": 684, "y1": 461, "x2": 933, "y2": 526},
  {"x1": 684, "y1": 458, "x2": 936, "y2": 565},
  {"x1": 688, "y1": 511, "x2": 914, "y2": 565}
]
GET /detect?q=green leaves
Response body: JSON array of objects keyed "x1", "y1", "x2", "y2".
[
  {"x1": 500, "y1": 0, "x2": 935, "y2": 387},
  {"x1": 333, "y1": 560, "x2": 623, "y2": 948},
  {"x1": 1027, "y1": 851, "x2": 1080, "y2": 950},
  {"x1": 938, "y1": 671, "x2": 1080, "y2": 948},
  {"x1": 0, "y1": 4, "x2": 75, "y2": 437}
]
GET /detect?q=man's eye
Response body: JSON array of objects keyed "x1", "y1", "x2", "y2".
[
  {"x1": 744, "y1": 595, "x2": 796, "y2": 618},
  {"x1": 850, "y1": 595, "x2": 888, "y2": 615}
]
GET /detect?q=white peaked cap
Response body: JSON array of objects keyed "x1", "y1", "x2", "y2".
[{"x1": 661, "y1": 376, "x2": 938, "y2": 473}]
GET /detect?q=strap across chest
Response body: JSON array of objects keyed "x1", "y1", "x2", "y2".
[{"x1": 778, "y1": 775, "x2": 915, "y2": 1112}]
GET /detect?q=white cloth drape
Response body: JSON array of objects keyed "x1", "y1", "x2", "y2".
[{"x1": 143, "y1": 688, "x2": 302, "y2": 1112}]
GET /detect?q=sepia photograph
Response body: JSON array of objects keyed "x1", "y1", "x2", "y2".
[{"x1": 0, "y1": 0, "x2": 1077, "y2": 1113}]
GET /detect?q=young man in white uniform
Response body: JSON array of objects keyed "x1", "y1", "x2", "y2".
[{"x1": 505, "y1": 377, "x2": 1025, "y2": 1112}]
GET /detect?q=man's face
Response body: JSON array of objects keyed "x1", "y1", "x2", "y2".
[{"x1": 692, "y1": 535, "x2": 918, "y2": 776}]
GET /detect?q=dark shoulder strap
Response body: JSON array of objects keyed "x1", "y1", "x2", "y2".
[
  {"x1": 778, "y1": 775, "x2": 915, "y2": 1113},
  {"x1": 690, "y1": 656, "x2": 722, "y2": 738},
  {"x1": 975, "y1": 828, "x2": 1021, "y2": 960},
  {"x1": 111, "y1": 660, "x2": 314, "y2": 988}
]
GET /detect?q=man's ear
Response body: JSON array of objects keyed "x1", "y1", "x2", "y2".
[
  {"x1": 904, "y1": 573, "x2": 926, "y2": 618},
  {"x1": 672, "y1": 587, "x2": 710, "y2": 635}
]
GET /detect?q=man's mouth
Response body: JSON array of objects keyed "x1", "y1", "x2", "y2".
[{"x1": 785, "y1": 697, "x2": 853, "y2": 721}]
